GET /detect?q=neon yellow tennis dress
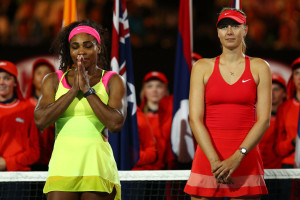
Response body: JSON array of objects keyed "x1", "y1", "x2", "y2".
[{"x1": 43, "y1": 70, "x2": 121, "y2": 200}]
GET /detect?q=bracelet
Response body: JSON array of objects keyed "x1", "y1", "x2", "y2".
[{"x1": 83, "y1": 87, "x2": 96, "y2": 98}]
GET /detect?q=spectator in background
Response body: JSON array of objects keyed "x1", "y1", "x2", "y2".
[
  {"x1": 276, "y1": 58, "x2": 300, "y2": 167},
  {"x1": 260, "y1": 73, "x2": 286, "y2": 169},
  {"x1": 85, "y1": 1, "x2": 104, "y2": 25},
  {"x1": 274, "y1": 20, "x2": 300, "y2": 50},
  {"x1": 11, "y1": 0, "x2": 43, "y2": 46},
  {"x1": 26, "y1": 58, "x2": 55, "y2": 171},
  {"x1": 0, "y1": 0, "x2": 17, "y2": 23},
  {"x1": 0, "y1": 60, "x2": 40, "y2": 171},
  {"x1": 275, "y1": 57, "x2": 300, "y2": 199},
  {"x1": 26, "y1": 58, "x2": 55, "y2": 105},
  {"x1": 132, "y1": 106, "x2": 157, "y2": 170},
  {"x1": 259, "y1": 73, "x2": 286, "y2": 200},
  {"x1": 0, "y1": 15, "x2": 11, "y2": 44},
  {"x1": 140, "y1": 71, "x2": 175, "y2": 170}
]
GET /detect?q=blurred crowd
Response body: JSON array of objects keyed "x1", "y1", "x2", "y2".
[
  {"x1": 0, "y1": 0, "x2": 178, "y2": 48},
  {"x1": 0, "y1": 0, "x2": 300, "y2": 50},
  {"x1": 0, "y1": 0, "x2": 110, "y2": 46},
  {"x1": 242, "y1": 0, "x2": 300, "y2": 50},
  {"x1": 213, "y1": 0, "x2": 300, "y2": 50}
]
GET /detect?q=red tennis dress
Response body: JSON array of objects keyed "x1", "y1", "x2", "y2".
[{"x1": 184, "y1": 56, "x2": 267, "y2": 197}]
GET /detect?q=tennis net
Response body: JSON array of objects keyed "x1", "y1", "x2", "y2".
[{"x1": 0, "y1": 169, "x2": 299, "y2": 200}]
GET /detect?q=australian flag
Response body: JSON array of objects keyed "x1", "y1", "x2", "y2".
[
  {"x1": 171, "y1": 0, "x2": 195, "y2": 164},
  {"x1": 109, "y1": 0, "x2": 139, "y2": 170}
]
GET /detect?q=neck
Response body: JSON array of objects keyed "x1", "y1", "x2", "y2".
[
  {"x1": 271, "y1": 104, "x2": 279, "y2": 114},
  {"x1": 220, "y1": 48, "x2": 245, "y2": 63},
  {"x1": 87, "y1": 65, "x2": 101, "y2": 76},
  {"x1": 147, "y1": 102, "x2": 159, "y2": 112}
]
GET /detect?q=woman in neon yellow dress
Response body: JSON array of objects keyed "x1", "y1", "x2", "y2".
[{"x1": 34, "y1": 20, "x2": 126, "y2": 200}]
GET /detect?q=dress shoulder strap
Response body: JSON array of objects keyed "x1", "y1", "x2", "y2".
[
  {"x1": 56, "y1": 69, "x2": 71, "y2": 89},
  {"x1": 213, "y1": 56, "x2": 221, "y2": 74},
  {"x1": 244, "y1": 55, "x2": 251, "y2": 74},
  {"x1": 245, "y1": 55, "x2": 250, "y2": 69},
  {"x1": 102, "y1": 71, "x2": 118, "y2": 92}
]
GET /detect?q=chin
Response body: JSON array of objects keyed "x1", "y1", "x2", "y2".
[{"x1": 225, "y1": 44, "x2": 239, "y2": 49}]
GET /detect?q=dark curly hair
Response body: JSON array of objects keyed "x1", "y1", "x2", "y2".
[{"x1": 51, "y1": 19, "x2": 110, "y2": 71}]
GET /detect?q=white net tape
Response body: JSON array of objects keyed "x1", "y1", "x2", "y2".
[{"x1": 0, "y1": 169, "x2": 300, "y2": 182}]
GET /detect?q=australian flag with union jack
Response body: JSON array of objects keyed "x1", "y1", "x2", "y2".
[{"x1": 109, "y1": 0, "x2": 139, "y2": 170}]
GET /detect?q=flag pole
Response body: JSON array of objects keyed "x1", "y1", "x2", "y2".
[{"x1": 63, "y1": 0, "x2": 77, "y2": 27}]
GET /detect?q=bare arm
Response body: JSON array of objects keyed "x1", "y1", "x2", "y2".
[
  {"x1": 215, "y1": 58, "x2": 272, "y2": 181},
  {"x1": 34, "y1": 72, "x2": 79, "y2": 130},
  {"x1": 85, "y1": 74, "x2": 127, "y2": 133},
  {"x1": 189, "y1": 59, "x2": 222, "y2": 173},
  {"x1": 240, "y1": 58, "x2": 271, "y2": 152}
]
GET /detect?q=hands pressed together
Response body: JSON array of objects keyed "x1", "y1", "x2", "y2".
[
  {"x1": 210, "y1": 150, "x2": 245, "y2": 184},
  {"x1": 72, "y1": 55, "x2": 91, "y2": 94}
]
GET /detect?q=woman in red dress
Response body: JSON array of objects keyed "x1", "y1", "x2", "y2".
[{"x1": 184, "y1": 8, "x2": 271, "y2": 199}]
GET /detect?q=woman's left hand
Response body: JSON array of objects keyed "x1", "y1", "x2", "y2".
[
  {"x1": 212, "y1": 150, "x2": 244, "y2": 184},
  {"x1": 77, "y1": 55, "x2": 90, "y2": 93}
]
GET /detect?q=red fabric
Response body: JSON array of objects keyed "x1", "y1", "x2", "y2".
[
  {"x1": 139, "y1": 95, "x2": 174, "y2": 170},
  {"x1": 185, "y1": 56, "x2": 267, "y2": 197},
  {"x1": 272, "y1": 73, "x2": 286, "y2": 88},
  {"x1": 185, "y1": 184, "x2": 267, "y2": 198},
  {"x1": 145, "y1": 111, "x2": 166, "y2": 170},
  {"x1": 204, "y1": 56, "x2": 256, "y2": 130},
  {"x1": 0, "y1": 100, "x2": 40, "y2": 171},
  {"x1": 259, "y1": 115, "x2": 282, "y2": 169},
  {"x1": 27, "y1": 98, "x2": 54, "y2": 166},
  {"x1": 217, "y1": 10, "x2": 246, "y2": 27},
  {"x1": 143, "y1": 71, "x2": 168, "y2": 85},
  {"x1": 275, "y1": 99, "x2": 298, "y2": 165},
  {"x1": 132, "y1": 107, "x2": 157, "y2": 170},
  {"x1": 158, "y1": 95, "x2": 175, "y2": 169},
  {"x1": 287, "y1": 76, "x2": 296, "y2": 99}
]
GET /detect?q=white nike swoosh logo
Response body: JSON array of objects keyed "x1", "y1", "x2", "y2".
[
  {"x1": 16, "y1": 117, "x2": 24, "y2": 123},
  {"x1": 242, "y1": 79, "x2": 251, "y2": 83},
  {"x1": 224, "y1": 13, "x2": 229, "y2": 15}
]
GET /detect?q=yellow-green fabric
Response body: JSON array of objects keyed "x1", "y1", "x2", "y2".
[{"x1": 43, "y1": 70, "x2": 121, "y2": 200}]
